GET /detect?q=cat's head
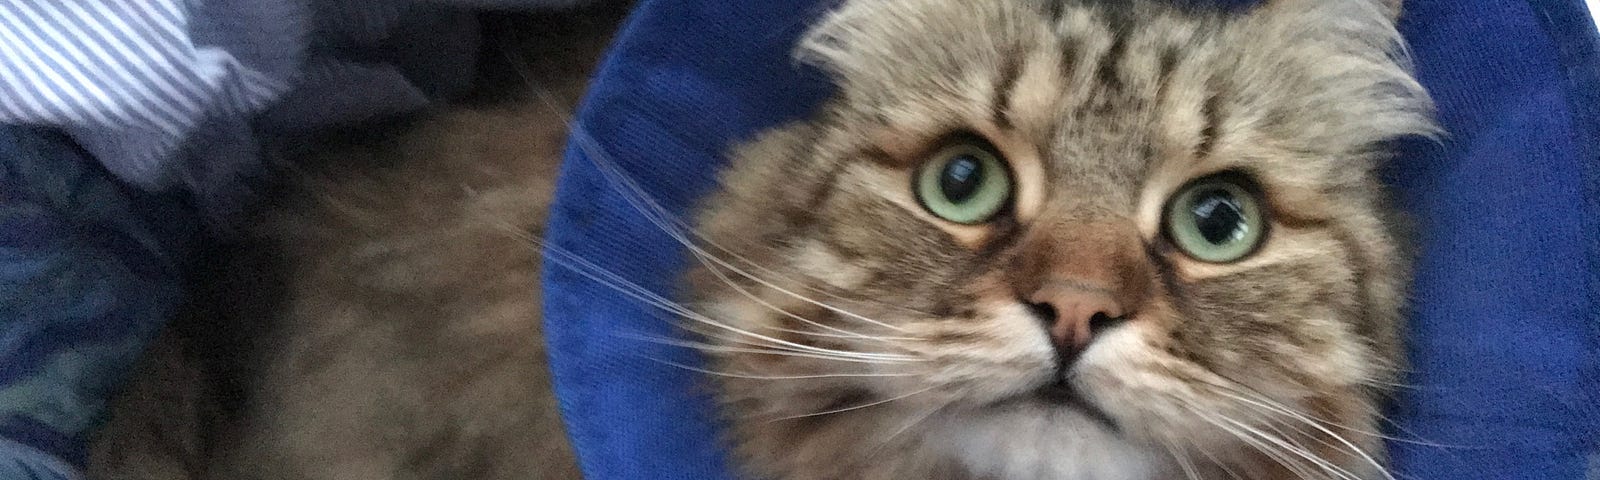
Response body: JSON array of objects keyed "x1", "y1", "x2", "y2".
[{"x1": 688, "y1": 0, "x2": 1432, "y2": 477}]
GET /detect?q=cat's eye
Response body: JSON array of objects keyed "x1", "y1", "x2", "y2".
[
  {"x1": 914, "y1": 142, "x2": 1013, "y2": 225},
  {"x1": 1164, "y1": 174, "x2": 1267, "y2": 263}
]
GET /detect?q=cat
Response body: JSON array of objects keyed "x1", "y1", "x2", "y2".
[
  {"x1": 685, "y1": 0, "x2": 1433, "y2": 479},
  {"x1": 88, "y1": 0, "x2": 1434, "y2": 479}
]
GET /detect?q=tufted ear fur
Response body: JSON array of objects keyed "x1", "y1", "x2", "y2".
[
  {"x1": 1232, "y1": 0, "x2": 1437, "y2": 163},
  {"x1": 793, "y1": 0, "x2": 1047, "y2": 102}
]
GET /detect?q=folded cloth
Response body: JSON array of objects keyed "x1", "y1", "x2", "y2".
[
  {"x1": 0, "y1": 1, "x2": 585, "y2": 477},
  {"x1": 0, "y1": 126, "x2": 198, "y2": 480},
  {"x1": 0, "y1": 0, "x2": 587, "y2": 225}
]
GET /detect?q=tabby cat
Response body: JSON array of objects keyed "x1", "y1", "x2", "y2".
[
  {"x1": 689, "y1": 0, "x2": 1433, "y2": 478},
  {"x1": 91, "y1": 0, "x2": 1433, "y2": 479}
]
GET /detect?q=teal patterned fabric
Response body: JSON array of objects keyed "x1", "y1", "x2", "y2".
[{"x1": 0, "y1": 126, "x2": 198, "y2": 479}]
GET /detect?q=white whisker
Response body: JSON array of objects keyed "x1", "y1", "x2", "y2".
[
  {"x1": 500, "y1": 224, "x2": 922, "y2": 362},
  {"x1": 766, "y1": 385, "x2": 936, "y2": 423},
  {"x1": 615, "y1": 332, "x2": 914, "y2": 365},
  {"x1": 694, "y1": 251, "x2": 906, "y2": 344},
  {"x1": 567, "y1": 126, "x2": 920, "y2": 332},
  {"x1": 1203, "y1": 410, "x2": 1363, "y2": 480},
  {"x1": 1163, "y1": 438, "x2": 1204, "y2": 480},
  {"x1": 641, "y1": 356, "x2": 912, "y2": 380},
  {"x1": 488, "y1": 215, "x2": 918, "y2": 355},
  {"x1": 1200, "y1": 413, "x2": 1319, "y2": 479},
  {"x1": 1190, "y1": 441, "x2": 1247, "y2": 480},
  {"x1": 1207, "y1": 388, "x2": 1393, "y2": 480},
  {"x1": 866, "y1": 404, "x2": 944, "y2": 461}
]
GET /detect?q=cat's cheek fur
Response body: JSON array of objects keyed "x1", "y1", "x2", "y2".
[
  {"x1": 1072, "y1": 324, "x2": 1245, "y2": 444},
  {"x1": 793, "y1": 240, "x2": 875, "y2": 289},
  {"x1": 879, "y1": 303, "x2": 1057, "y2": 405}
]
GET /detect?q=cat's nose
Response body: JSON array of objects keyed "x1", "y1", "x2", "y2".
[{"x1": 1028, "y1": 281, "x2": 1128, "y2": 356}]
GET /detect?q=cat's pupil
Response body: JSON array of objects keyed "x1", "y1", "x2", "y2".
[
  {"x1": 939, "y1": 156, "x2": 984, "y2": 202},
  {"x1": 1191, "y1": 189, "x2": 1246, "y2": 245}
]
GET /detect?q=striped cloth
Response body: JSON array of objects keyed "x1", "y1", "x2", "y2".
[
  {"x1": 0, "y1": 1, "x2": 303, "y2": 211},
  {"x1": 0, "y1": 0, "x2": 583, "y2": 224},
  {"x1": 0, "y1": 2, "x2": 584, "y2": 479}
]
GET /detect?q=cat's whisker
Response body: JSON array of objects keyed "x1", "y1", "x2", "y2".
[
  {"x1": 764, "y1": 385, "x2": 937, "y2": 423},
  {"x1": 1354, "y1": 377, "x2": 1430, "y2": 392},
  {"x1": 477, "y1": 214, "x2": 914, "y2": 356},
  {"x1": 1246, "y1": 409, "x2": 1368, "y2": 480},
  {"x1": 678, "y1": 325, "x2": 914, "y2": 364},
  {"x1": 512, "y1": 225, "x2": 922, "y2": 362},
  {"x1": 1214, "y1": 422, "x2": 1327, "y2": 480},
  {"x1": 508, "y1": 62, "x2": 893, "y2": 323},
  {"x1": 1201, "y1": 410, "x2": 1364, "y2": 480},
  {"x1": 693, "y1": 251, "x2": 909, "y2": 346},
  {"x1": 640, "y1": 356, "x2": 913, "y2": 380},
  {"x1": 617, "y1": 332, "x2": 915, "y2": 365},
  {"x1": 512, "y1": 91, "x2": 932, "y2": 352},
  {"x1": 1206, "y1": 406, "x2": 1367, "y2": 480},
  {"x1": 1191, "y1": 410, "x2": 1322, "y2": 480},
  {"x1": 1177, "y1": 399, "x2": 1343, "y2": 480},
  {"x1": 1366, "y1": 408, "x2": 1480, "y2": 451},
  {"x1": 1190, "y1": 440, "x2": 1247, "y2": 480},
  {"x1": 488, "y1": 244, "x2": 920, "y2": 371},
  {"x1": 858, "y1": 403, "x2": 949, "y2": 465},
  {"x1": 643, "y1": 316, "x2": 915, "y2": 361},
  {"x1": 566, "y1": 125, "x2": 928, "y2": 329},
  {"x1": 1203, "y1": 376, "x2": 1457, "y2": 475},
  {"x1": 1240, "y1": 407, "x2": 1365, "y2": 476},
  {"x1": 763, "y1": 328, "x2": 916, "y2": 342},
  {"x1": 1202, "y1": 385, "x2": 1397, "y2": 480},
  {"x1": 575, "y1": 151, "x2": 913, "y2": 334},
  {"x1": 567, "y1": 132, "x2": 927, "y2": 346},
  {"x1": 558, "y1": 122, "x2": 930, "y2": 320},
  {"x1": 1161, "y1": 438, "x2": 1204, "y2": 480}
]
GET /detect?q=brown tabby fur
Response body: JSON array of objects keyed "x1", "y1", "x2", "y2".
[
  {"x1": 89, "y1": 0, "x2": 1433, "y2": 479},
  {"x1": 84, "y1": 9, "x2": 617, "y2": 479},
  {"x1": 688, "y1": 0, "x2": 1432, "y2": 478}
]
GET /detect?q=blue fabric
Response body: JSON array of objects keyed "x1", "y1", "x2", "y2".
[
  {"x1": 543, "y1": 1, "x2": 1600, "y2": 479},
  {"x1": 0, "y1": 126, "x2": 200, "y2": 479},
  {"x1": 1384, "y1": 0, "x2": 1600, "y2": 478}
]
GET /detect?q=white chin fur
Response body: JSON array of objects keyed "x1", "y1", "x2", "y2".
[{"x1": 932, "y1": 403, "x2": 1173, "y2": 480}]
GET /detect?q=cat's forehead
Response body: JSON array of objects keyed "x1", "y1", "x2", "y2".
[
  {"x1": 800, "y1": 0, "x2": 1428, "y2": 220},
  {"x1": 801, "y1": 0, "x2": 1243, "y2": 205}
]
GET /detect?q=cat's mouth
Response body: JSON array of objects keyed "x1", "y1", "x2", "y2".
[{"x1": 1033, "y1": 379, "x2": 1120, "y2": 433}]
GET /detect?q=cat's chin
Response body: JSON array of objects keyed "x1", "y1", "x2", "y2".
[
  {"x1": 1029, "y1": 380, "x2": 1119, "y2": 432},
  {"x1": 935, "y1": 397, "x2": 1173, "y2": 480}
]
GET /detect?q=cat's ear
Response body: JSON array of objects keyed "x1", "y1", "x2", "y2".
[
  {"x1": 793, "y1": 1, "x2": 1025, "y2": 86},
  {"x1": 1332, "y1": 0, "x2": 1403, "y2": 22},
  {"x1": 793, "y1": 0, "x2": 894, "y2": 82},
  {"x1": 1375, "y1": 0, "x2": 1404, "y2": 21},
  {"x1": 793, "y1": 1, "x2": 914, "y2": 83},
  {"x1": 1237, "y1": 0, "x2": 1438, "y2": 156}
]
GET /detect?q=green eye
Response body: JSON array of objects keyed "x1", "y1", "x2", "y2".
[
  {"x1": 914, "y1": 142, "x2": 1013, "y2": 224},
  {"x1": 1165, "y1": 175, "x2": 1267, "y2": 263}
]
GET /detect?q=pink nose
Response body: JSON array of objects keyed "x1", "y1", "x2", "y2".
[{"x1": 1028, "y1": 280, "x2": 1125, "y2": 353}]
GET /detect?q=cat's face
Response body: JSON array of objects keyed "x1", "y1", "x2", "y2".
[{"x1": 688, "y1": 0, "x2": 1432, "y2": 478}]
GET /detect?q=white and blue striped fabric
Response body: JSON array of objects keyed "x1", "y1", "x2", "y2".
[
  {"x1": 0, "y1": 1, "x2": 303, "y2": 191},
  {"x1": 0, "y1": 0, "x2": 583, "y2": 223}
]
